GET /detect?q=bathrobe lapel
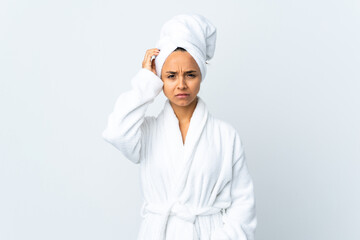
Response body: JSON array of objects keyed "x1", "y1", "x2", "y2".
[
  {"x1": 143, "y1": 97, "x2": 217, "y2": 240},
  {"x1": 163, "y1": 96, "x2": 209, "y2": 199}
]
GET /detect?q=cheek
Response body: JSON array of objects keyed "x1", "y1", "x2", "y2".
[
  {"x1": 189, "y1": 81, "x2": 201, "y2": 92},
  {"x1": 163, "y1": 82, "x2": 176, "y2": 93}
]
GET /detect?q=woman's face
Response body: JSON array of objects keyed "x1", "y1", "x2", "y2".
[{"x1": 161, "y1": 50, "x2": 202, "y2": 107}]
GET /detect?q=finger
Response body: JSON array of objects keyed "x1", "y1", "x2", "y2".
[
  {"x1": 143, "y1": 51, "x2": 152, "y2": 64},
  {"x1": 143, "y1": 49, "x2": 160, "y2": 68},
  {"x1": 148, "y1": 51, "x2": 159, "y2": 62},
  {"x1": 146, "y1": 48, "x2": 159, "y2": 54},
  {"x1": 148, "y1": 49, "x2": 160, "y2": 54}
]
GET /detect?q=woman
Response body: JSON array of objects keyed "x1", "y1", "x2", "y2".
[{"x1": 102, "y1": 14, "x2": 257, "y2": 240}]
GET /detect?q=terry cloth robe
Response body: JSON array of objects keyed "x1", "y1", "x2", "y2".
[{"x1": 102, "y1": 68, "x2": 257, "y2": 240}]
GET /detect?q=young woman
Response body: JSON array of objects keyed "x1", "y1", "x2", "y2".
[{"x1": 102, "y1": 14, "x2": 257, "y2": 240}]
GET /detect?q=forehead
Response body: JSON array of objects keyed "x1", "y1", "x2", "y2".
[{"x1": 162, "y1": 51, "x2": 199, "y2": 70}]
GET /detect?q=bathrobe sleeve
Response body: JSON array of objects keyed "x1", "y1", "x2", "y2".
[
  {"x1": 212, "y1": 133, "x2": 257, "y2": 240},
  {"x1": 102, "y1": 68, "x2": 163, "y2": 164}
]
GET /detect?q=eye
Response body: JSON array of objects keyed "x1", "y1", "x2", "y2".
[
  {"x1": 188, "y1": 74, "x2": 196, "y2": 78},
  {"x1": 167, "y1": 74, "x2": 175, "y2": 79}
]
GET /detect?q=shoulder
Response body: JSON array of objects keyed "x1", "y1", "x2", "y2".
[
  {"x1": 211, "y1": 115, "x2": 241, "y2": 139},
  {"x1": 210, "y1": 115, "x2": 245, "y2": 155},
  {"x1": 144, "y1": 115, "x2": 156, "y2": 125},
  {"x1": 141, "y1": 116, "x2": 157, "y2": 133}
]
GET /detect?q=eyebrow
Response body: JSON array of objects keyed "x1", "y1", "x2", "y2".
[{"x1": 165, "y1": 70, "x2": 197, "y2": 74}]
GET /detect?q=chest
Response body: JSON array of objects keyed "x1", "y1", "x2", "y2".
[
  {"x1": 179, "y1": 123, "x2": 190, "y2": 145},
  {"x1": 146, "y1": 125, "x2": 227, "y2": 182}
]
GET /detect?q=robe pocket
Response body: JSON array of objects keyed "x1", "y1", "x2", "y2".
[{"x1": 210, "y1": 213, "x2": 230, "y2": 240}]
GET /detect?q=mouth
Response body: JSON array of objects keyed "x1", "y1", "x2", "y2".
[{"x1": 176, "y1": 93, "x2": 190, "y2": 98}]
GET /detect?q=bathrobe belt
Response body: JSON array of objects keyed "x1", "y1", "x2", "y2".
[{"x1": 141, "y1": 201, "x2": 222, "y2": 239}]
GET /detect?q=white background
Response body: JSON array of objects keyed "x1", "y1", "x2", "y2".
[{"x1": 1, "y1": 0, "x2": 359, "y2": 239}]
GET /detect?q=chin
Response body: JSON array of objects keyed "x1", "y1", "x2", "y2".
[{"x1": 171, "y1": 96, "x2": 196, "y2": 107}]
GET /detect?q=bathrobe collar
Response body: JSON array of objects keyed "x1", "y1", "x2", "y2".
[{"x1": 162, "y1": 96, "x2": 209, "y2": 198}]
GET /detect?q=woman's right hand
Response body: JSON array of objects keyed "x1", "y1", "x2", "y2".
[{"x1": 142, "y1": 48, "x2": 160, "y2": 75}]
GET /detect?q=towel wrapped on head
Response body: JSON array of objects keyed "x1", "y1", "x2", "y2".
[{"x1": 154, "y1": 13, "x2": 217, "y2": 82}]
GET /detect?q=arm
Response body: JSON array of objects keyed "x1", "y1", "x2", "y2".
[
  {"x1": 212, "y1": 134, "x2": 257, "y2": 240},
  {"x1": 102, "y1": 68, "x2": 163, "y2": 164}
]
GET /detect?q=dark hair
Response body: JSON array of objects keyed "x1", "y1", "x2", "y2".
[
  {"x1": 174, "y1": 46, "x2": 187, "y2": 52},
  {"x1": 173, "y1": 47, "x2": 209, "y2": 65}
]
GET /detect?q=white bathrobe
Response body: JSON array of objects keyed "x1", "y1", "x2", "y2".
[{"x1": 102, "y1": 68, "x2": 257, "y2": 240}]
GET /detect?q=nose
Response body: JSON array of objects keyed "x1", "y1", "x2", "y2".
[{"x1": 177, "y1": 76, "x2": 187, "y2": 89}]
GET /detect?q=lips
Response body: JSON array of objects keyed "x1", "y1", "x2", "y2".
[{"x1": 176, "y1": 93, "x2": 190, "y2": 96}]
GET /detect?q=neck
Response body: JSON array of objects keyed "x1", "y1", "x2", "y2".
[{"x1": 170, "y1": 96, "x2": 198, "y2": 124}]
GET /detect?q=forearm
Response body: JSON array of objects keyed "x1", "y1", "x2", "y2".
[{"x1": 102, "y1": 68, "x2": 163, "y2": 163}]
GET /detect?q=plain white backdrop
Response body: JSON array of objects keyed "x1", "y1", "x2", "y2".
[{"x1": 1, "y1": 0, "x2": 359, "y2": 239}]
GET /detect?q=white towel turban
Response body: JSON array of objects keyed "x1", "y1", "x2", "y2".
[{"x1": 154, "y1": 13, "x2": 217, "y2": 82}]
